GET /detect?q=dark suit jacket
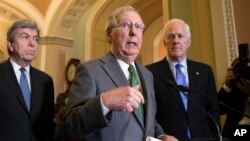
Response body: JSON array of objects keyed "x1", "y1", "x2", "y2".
[
  {"x1": 64, "y1": 53, "x2": 165, "y2": 141},
  {"x1": 146, "y1": 58, "x2": 220, "y2": 140},
  {"x1": 0, "y1": 59, "x2": 55, "y2": 141},
  {"x1": 218, "y1": 86, "x2": 246, "y2": 138}
]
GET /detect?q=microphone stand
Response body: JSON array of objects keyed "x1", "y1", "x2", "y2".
[
  {"x1": 165, "y1": 80, "x2": 228, "y2": 141},
  {"x1": 177, "y1": 85, "x2": 250, "y2": 118},
  {"x1": 182, "y1": 92, "x2": 223, "y2": 141},
  {"x1": 177, "y1": 84, "x2": 250, "y2": 141}
]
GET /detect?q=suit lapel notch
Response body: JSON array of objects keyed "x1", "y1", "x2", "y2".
[{"x1": 100, "y1": 55, "x2": 128, "y2": 87}]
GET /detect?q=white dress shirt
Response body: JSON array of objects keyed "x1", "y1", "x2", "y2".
[{"x1": 10, "y1": 58, "x2": 31, "y2": 90}]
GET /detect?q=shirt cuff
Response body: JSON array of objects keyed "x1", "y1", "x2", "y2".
[
  {"x1": 100, "y1": 93, "x2": 110, "y2": 116},
  {"x1": 223, "y1": 84, "x2": 232, "y2": 93}
]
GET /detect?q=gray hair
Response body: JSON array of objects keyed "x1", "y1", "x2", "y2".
[
  {"x1": 7, "y1": 19, "x2": 40, "y2": 55},
  {"x1": 163, "y1": 18, "x2": 191, "y2": 39},
  {"x1": 105, "y1": 5, "x2": 140, "y2": 36}
]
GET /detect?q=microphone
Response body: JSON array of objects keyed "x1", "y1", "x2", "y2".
[
  {"x1": 166, "y1": 80, "x2": 250, "y2": 118},
  {"x1": 165, "y1": 80, "x2": 222, "y2": 141}
]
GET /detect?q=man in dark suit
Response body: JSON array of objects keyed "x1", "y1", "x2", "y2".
[
  {"x1": 0, "y1": 19, "x2": 55, "y2": 141},
  {"x1": 64, "y1": 5, "x2": 177, "y2": 141},
  {"x1": 218, "y1": 58, "x2": 250, "y2": 139},
  {"x1": 146, "y1": 19, "x2": 220, "y2": 140}
]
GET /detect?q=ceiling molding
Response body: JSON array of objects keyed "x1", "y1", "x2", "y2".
[
  {"x1": 0, "y1": 2, "x2": 23, "y2": 22},
  {"x1": 59, "y1": 0, "x2": 96, "y2": 32},
  {"x1": 40, "y1": 36, "x2": 73, "y2": 47},
  {"x1": 0, "y1": 0, "x2": 45, "y2": 34},
  {"x1": 44, "y1": 0, "x2": 96, "y2": 37}
]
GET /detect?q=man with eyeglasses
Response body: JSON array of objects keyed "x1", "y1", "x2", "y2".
[
  {"x1": 147, "y1": 19, "x2": 220, "y2": 140},
  {"x1": 64, "y1": 5, "x2": 178, "y2": 141}
]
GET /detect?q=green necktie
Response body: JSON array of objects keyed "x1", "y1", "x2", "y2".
[{"x1": 128, "y1": 65, "x2": 144, "y2": 122}]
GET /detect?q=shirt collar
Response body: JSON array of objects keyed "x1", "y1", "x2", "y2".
[
  {"x1": 117, "y1": 58, "x2": 135, "y2": 79},
  {"x1": 166, "y1": 56, "x2": 187, "y2": 70},
  {"x1": 10, "y1": 58, "x2": 30, "y2": 74}
]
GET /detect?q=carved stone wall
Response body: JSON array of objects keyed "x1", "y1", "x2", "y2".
[
  {"x1": 60, "y1": 0, "x2": 95, "y2": 31},
  {"x1": 222, "y1": 0, "x2": 238, "y2": 64}
]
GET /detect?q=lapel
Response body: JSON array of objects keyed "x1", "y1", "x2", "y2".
[
  {"x1": 1, "y1": 60, "x2": 29, "y2": 113},
  {"x1": 157, "y1": 58, "x2": 187, "y2": 113},
  {"x1": 29, "y1": 67, "x2": 42, "y2": 114},
  {"x1": 134, "y1": 62, "x2": 147, "y2": 129},
  {"x1": 186, "y1": 59, "x2": 198, "y2": 91},
  {"x1": 186, "y1": 59, "x2": 203, "y2": 103},
  {"x1": 99, "y1": 53, "x2": 128, "y2": 87},
  {"x1": 99, "y1": 53, "x2": 145, "y2": 129},
  {"x1": 136, "y1": 61, "x2": 161, "y2": 132}
]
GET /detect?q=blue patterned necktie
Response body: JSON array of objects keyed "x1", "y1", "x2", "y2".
[
  {"x1": 175, "y1": 64, "x2": 188, "y2": 110},
  {"x1": 128, "y1": 65, "x2": 144, "y2": 122},
  {"x1": 20, "y1": 67, "x2": 30, "y2": 112},
  {"x1": 175, "y1": 64, "x2": 191, "y2": 139}
]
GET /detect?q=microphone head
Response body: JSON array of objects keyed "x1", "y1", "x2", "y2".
[
  {"x1": 165, "y1": 79, "x2": 176, "y2": 87},
  {"x1": 165, "y1": 79, "x2": 189, "y2": 92},
  {"x1": 177, "y1": 85, "x2": 189, "y2": 92}
]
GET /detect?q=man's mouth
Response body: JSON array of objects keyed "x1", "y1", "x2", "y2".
[{"x1": 127, "y1": 41, "x2": 137, "y2": 46}]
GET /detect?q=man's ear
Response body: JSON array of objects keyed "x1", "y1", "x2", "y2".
[
  {"x1": 106, "y1": 32, "x2": 112, "y2": 44},
  {"x1": 7, "y1": 42, "x2": 14, "y2": 52},
  {"x1": 163, "y1": 39, "x2": 166, "y2": 47},
  {"x1": 187, "y1": 39, "x2": 191, "y2": 48}
]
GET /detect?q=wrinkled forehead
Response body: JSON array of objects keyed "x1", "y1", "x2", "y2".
[
  {"x1": 116, "y1": 11, "x2": 143, "y2": 23},
  {"x1": 15, "y1": 27, "x2": 39, "y2": 36},
  {"x1": 165, "y1": 22, "x2": 187, "y2": 35}
]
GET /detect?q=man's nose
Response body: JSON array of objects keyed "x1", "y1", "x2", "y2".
[
  {"x1": 28, "y1": 38, "x2": 37, "y2": 46},
  {"x1": 129, "y1": 26, "x2": 137, "y2": 36}
]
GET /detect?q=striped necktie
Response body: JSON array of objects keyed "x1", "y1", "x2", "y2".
[
  {"x1": 20, "y1": 67, "x2": 30, "y2": 112},
  {"x1": 175, "y1": 64, "x2": 188, "y2": 110},
  {"x1": 175, "y1": 64, "x2": 191, "y2": 139}
]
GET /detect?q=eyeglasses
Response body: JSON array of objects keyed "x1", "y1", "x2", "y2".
[
  {"x1": 165, "y1": 33, "x2": 186, "y2": 41},
  {"x1": 114, "y1": 21, "x2": 145, "y2": 32}
]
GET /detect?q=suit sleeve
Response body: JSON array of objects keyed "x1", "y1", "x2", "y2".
[
  {"x1": 47, "y1": 77, "x2": 55, "y2": 141},
  {"x1": 139, "y1": 65, "x2": 165, "y2": 137},
  {"x1": 64, "y1": 64, "x2": 108, "y2": 137},
  {"x1": 206, "y1": 66, "x2": 221, "y2": 135},
  {"x1": 217, "y1": 87, "x2": 229, "y2": 115}
]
